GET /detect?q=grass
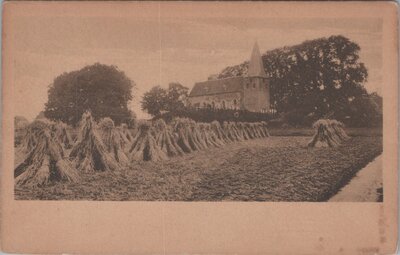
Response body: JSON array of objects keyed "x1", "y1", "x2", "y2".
[{"x1": 15, "y1": 135, "x2": 382, "y2": 201}]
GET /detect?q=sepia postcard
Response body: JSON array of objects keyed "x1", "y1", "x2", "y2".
[{"x1": 1, "y1": 1, "x2": 398, "y2": 254}]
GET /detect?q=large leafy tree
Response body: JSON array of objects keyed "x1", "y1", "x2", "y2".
[
  {"x1": 44, "y1": 63, "x2": 134, "y2": 126},
  {"x1": 217, "y1": 35, "x2": 380, "y2": 126},
  {"x1": 165, "y1": 82, "x2": 189, "y2": 112},
  {"x1": 141, "y1": 86, "x2": 168, "y2": 117},
  {"x1": 141, "y1": 83, "x2": 189, "y2": 117}
]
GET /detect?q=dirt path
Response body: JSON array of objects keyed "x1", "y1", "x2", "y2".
[{"x1": 328, "y1": 155, "x2": 382, "y2": 202}]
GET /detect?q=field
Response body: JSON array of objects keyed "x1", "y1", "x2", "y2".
[
  {"x1": 269, "y1": 127, "x2": 382, "y2": 137},
  {"x1": 15, "y1": 129, "x2": 382, "y2": 201}
]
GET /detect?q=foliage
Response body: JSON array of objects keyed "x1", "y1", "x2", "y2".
[
  {"x1": 141, "y1": 86, "x2": 168, "y2": 116},
  {"x1": 141, "y1": 83, "x2": 189, "y2": 117},
  {"x1": 44, "y1": 63, "x2": 134, "y2": 126},
  {"x1": 166, "y1": 83, "x2": 189, "y2": 112},
  {"x1": 345, "y1": 93, "x2": 382, "y2": 127},
  {"x1": 216, "y1": 35, "x2": 382, "y2": 127}
]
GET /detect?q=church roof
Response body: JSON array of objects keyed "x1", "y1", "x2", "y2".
[
  {"x1": 248, "y1": 42, "x2": 267, "y2": 78},
  {"x1": 189, "y1": 76, "x2": 244, "y2": 97}
]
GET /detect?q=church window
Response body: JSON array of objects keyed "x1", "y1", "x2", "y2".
[
  {"x1": 211, "y1": 101, "x2": 215, "y2": 109},
  {"x1": 233, "y1": 99, "x2": 237, "y2": 109},
  {"x1": 253, "y1": 82, "x2": 256, "y2": 89},
  {"x1": 203, "y1": 102, "x2": 207, "y2": 108},
  {"x1": 222, "y1": 101, "x2": 226, "y2": 109}
]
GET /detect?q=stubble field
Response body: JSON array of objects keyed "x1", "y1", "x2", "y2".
[{"x1": 15, "y1": 133, "x2": 382, "y2": 202}]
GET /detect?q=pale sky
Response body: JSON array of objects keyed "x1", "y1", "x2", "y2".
[{"x1": 11, "y1": 3, "x2": 382, "y2": 120}]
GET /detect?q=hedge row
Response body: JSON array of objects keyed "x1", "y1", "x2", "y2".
[{"x1": 155, "y1": 108, "x2": 277, "y2": 124}]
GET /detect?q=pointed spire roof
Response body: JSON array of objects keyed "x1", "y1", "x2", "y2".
[{"x1": 248, "y1": 41, "x2": 267, "y2": 78}]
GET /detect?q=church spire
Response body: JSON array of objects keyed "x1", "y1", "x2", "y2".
[{"x1": 248, "y1": 41, "x2": 267, "y2": 78}]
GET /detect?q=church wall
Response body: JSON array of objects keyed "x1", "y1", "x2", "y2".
[
  {"x1": 187, "y1": 77, "x2": 271, "y2": 112},
  {"x1": 188, "y1": 92, "x2": 242, "y2": 110},
  {"x1": 242, "y1": 77, "x2": 270, "y2": 112}
]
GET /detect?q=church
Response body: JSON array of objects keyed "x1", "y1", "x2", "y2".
[{"x1": 187, "y1": 42, "x2": 270, "y2": 113}]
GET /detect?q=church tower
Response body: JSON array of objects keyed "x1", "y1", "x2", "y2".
[
  {"x1": 242, "y1": 42, "x2": 270, "y2": 112},
  {"x1": 248, "y1": 41, "x2": 267, "y2": 78}
]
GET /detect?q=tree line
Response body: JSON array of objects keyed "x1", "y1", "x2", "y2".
[
  {"x1": 216, "y1": 35, "x2": 382, "y2": 127},
  {"x1": 42, "y1": 35, "x2": 381, "y2": 127}
]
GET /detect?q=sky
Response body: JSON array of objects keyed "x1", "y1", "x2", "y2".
[{"x1": 10, "y1": 3, "x2": 383, "y2": 120}]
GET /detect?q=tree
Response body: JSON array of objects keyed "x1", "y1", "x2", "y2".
[
  {"x1": 141, "y1": 86, "x2": 168, "y2": 117},
  {"x1": 44, "y1": 63, "x2": 134, "y2": 126},
  {"x1": 216, "y1": 35, "x2": 377, "y2": 126},
  {"x1": 166, "y1": 82, "x2": 189, "y2": 112},
  {"x1": 141, "y1": 83, "x2": 189, "y2": 117},
  {"x1": 346, "y1": 94, "x2": 382, "y2": 127}
]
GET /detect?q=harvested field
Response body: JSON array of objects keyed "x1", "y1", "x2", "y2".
[
  {"x1": 15, "y1": 136, "x2": 382, "y2": 201},
  {"x1": 269, "y1": 127, "x2": 382, "y2": 137}
]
